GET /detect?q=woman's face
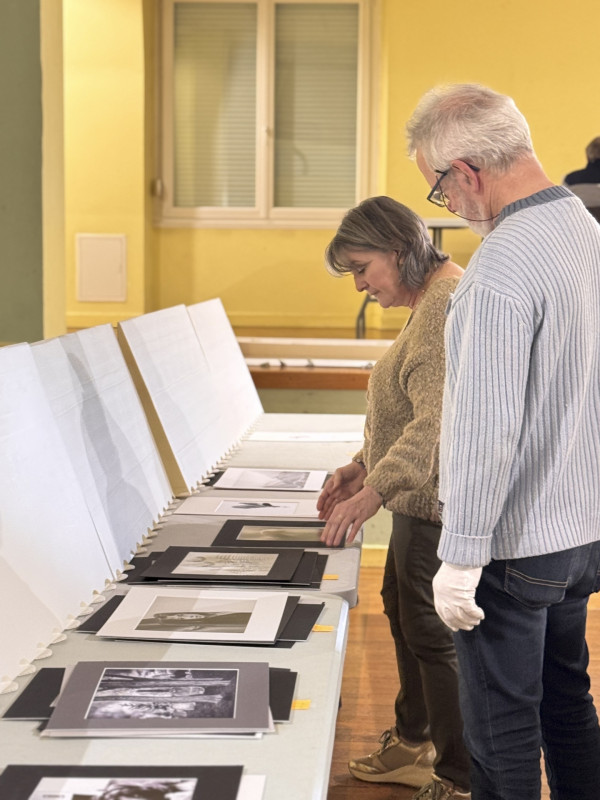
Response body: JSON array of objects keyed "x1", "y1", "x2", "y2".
[{"x1": 343, "y1": 249, "x2": 415, "y2": 308}]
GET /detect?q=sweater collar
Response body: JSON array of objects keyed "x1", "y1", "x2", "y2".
[{"x1": 497, "y1": 185, "x2": 572, "y2": 225}]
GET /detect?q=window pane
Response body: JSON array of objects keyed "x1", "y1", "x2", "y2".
[
  {"x1": 173, "y1": 3, "x2": 257, "y2": 207},
  {"x1": 274, "y1": 4, "x2": 358, "y2": 208}
]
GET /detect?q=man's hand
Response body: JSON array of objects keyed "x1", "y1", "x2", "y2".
[
  {"x1": 317, "y1": 461, "x2": 366, "y2": 521},
  {"x1": 432, "y1": 562, "x2": 485, "y2": 632},
  {"x1": 319, "y1": 485, "x2": 382, "y2": 547}
]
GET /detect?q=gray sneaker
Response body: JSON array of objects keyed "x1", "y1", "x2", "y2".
[
  {"x1": 412, "y1": 774, "x2": 471, "y2": 799},
  {"x1": 348, "y1": 727, "x2": 435, "y2": 787}
]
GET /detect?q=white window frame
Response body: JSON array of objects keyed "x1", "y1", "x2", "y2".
[{"x1": 157, "y1": 0, "x2": 379, "y2": 229}]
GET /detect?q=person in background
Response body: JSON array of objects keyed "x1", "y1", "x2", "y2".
[
  {"x1": 563, "y1": 135, "x2": 600, "y2": 218},
  {"x1": 317, "y1": 196, "x2": 469, "y2": 800},
  {"x1": 406, "y1": 83, "x2": 600, "y2": 800}
]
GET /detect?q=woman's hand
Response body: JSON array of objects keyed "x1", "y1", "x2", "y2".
[
  {"x1": 319, "y1": 485, "x2": 383, "y2": 547},
  {"x1": 317, "y1": 461, "x2": 366, "y2": 521}
]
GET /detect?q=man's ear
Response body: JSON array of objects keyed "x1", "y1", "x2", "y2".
[{"x1": 450, "y1": 160, "x2": 482, "y2": 192}]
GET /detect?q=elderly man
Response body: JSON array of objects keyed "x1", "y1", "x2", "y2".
[{"x1": 406, "y1": 84, "x2": 600, "y2": 800}]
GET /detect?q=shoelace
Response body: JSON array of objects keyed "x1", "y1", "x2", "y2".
[
  {"x1": 412, "y1": 778, "x2": 443, "y2": 799},
  {"x1": 378, "y1": 728, "x2": 395, "y2": 750}
]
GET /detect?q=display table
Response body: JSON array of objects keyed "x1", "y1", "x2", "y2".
[{"x1": 0, "y1": 593, "x2": 349, "y2": 800}]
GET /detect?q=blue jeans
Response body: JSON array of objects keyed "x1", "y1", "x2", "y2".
[{"x1": 454, "y1": 542, "x2": 600, "y2": 800}]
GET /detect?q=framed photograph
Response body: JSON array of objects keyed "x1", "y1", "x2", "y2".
[
  {"x1": 139, "y1": 546, "x2": 304, "y2": 584},
  {"x1": 0, "y1": 764, "x2": 243, "y2": 800},
  {"x1": 40, "y1": 660, "x2": 271, "y2": 737},
  {"x1": 173, "y1": 496, "x2": 319, "y2": 518},
  {"x1": 212, "y1": 467, "x2": 327, "y2": 492},
  {"x1": 212, "y1": 519, "x2": 344, "y2": 549},
  {"x1": 96, "y1": 587, "x2": 290, "y2": 644},
  {"x1": 2, "y1": 664, "x2": 297, "y2": 725}
]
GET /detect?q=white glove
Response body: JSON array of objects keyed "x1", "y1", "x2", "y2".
[{"x1": 432, "y1": 562, "x2": 485, "y2": 632}]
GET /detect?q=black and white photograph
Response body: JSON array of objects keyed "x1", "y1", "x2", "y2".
[
  {"x1": 40, "y1": 660, "x2": 271, "y2": 736},
  {"x1": 239, "y1": 525, "x2": 323, "y2": 542},
  {"x1": 96, "y1": 587, "x2": 291, "y2": 644},
  {"x1": 173, "y1": 496, "x2": 319, "y2": 518},
  {"x1": 173, "y1": 551, "x2": 277, "y2": 576},
  {"x1": 86, "y1": 667, "x2": 237, "y2": 720},
  {"x1": 213, "y1": 519, "x2": 344, "y2": 549},
  {"x1": 136, "y1": 602, "x2": 252, "y2": 634},
  {"x1": 212, "y1": 467, "x2": 327, "y2": 492},
  {"x1": 29, "y1": 775, "x2": 196, "y2": 799},
  {"x1": 135, "y1": 546, "x2": 305, "y2": 584},
  {"x1": 0, "y1": 765, "x2": 243, "y2": 800},
  {"x1": 138, "y1": 546, "x2": 305, "y2": 585}
]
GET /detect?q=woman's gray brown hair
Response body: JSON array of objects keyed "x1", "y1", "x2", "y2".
[{"x1": 325, "y1": 195, "x2": 447, "y2": 290}]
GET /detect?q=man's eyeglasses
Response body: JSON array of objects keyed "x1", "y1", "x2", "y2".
[{"x1": 426, "y1": 163, "x2": 481, "y2": 209}]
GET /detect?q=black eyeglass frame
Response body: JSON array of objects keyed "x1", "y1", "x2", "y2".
[{"x1": 426, "y1": 162, "x2": 481, "y2": 208}]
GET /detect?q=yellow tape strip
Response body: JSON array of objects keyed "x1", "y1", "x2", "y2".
[{"x1": 292, "y1": 699, "x2": 311, "y2": 710}]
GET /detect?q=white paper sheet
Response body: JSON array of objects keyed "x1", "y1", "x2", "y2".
[
  {"x1": 118, "y1": 306, "x2": 232, "y2": 493},
  {"x1": 31, "y1": 325, "x2": 172, "y2": 569},
  {"x1": 247, "y1": 430, "x2": 363, "y2": 443},
  {"x1": 174, "y1": 496, "x2": 319, "y2": 518},
  {"x1": 237, "y1": 774, "x2": 267, "y2": 800},
  {"x1": 96, "y1": 587, "x2": 290, "y2": 644},
  {"x1": 213, "y1": 467, "x2": 327, "y2": 492},
  {"x1": 245, "y1": 357, "x2": 374, "y2": 369},
  {"x1": 0, "y1": 344, "x2": 112, "y2": 683},
  {"x1": 187, "y1": 299, "x2": 263, "y2": 441}
]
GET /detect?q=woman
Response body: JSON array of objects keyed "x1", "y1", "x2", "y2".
[{"x1": 317, "y1": 196, "x2": 470, "y2": 800}]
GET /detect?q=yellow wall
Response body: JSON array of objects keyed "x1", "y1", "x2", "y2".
[
  {"x1": 62, "y1": 0, "x2": 600, "y2": 333},
  {"x1": 64, "y1": 0, "x2": 147, "y2": 329},
  {"x1": 41, "y1": 0, "x2": 67, "y2": 340}
]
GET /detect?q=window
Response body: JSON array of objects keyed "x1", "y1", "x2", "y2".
[{"x1": 158, "y1": 0, "x2": 376, "y2": 227}]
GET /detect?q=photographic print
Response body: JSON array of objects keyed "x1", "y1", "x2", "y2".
[
  {"x1": 136, "y1": 606, "x2": 251, "y2": 634},
  {"x1": 29, "y1": 775, "x2": 196, "y2": 799},
  {"x1": 96, "y1": 587, "x2": 290, "y2": 644},
  {"x1": 173, "y1": 551, "x2": 277, "y2": 576},
  {"x1": 173, "y1": 496, "x2": 319, "y2": 518},
  {"x1": 40, "y1": 660, "x2": 271, "y2": 736},
  {"x1": 239, "y1": 525, "x2": 322, "y2": 542},
  {"x1": 0, "y1": 765, "x2": 243, "y2": 800},
  {"x1": 212, "y1": 519, "x2": 344, "y2": 549},
  {"x1": 212, "y1": 467, "x2": 327, "y2": 492},
  {"x1": 1, "y1": 665, "x2": 299, "y2": 722},
  {"x1": 86, "y1": 667, "x2": 237, "y2": 720},
  {"x1": 138, "y1": 546, "x2": 304, "y2": 585}
]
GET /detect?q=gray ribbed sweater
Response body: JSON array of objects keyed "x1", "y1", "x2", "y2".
[{"x1": 438, "y1": 186, "x2": 600, "y2": 566}]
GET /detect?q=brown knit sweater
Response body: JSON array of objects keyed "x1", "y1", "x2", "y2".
[{"x1": 355, "y1": 277, "x2": 459, "y2": 522}]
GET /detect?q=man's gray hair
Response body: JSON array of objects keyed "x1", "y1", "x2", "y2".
[{"x1": 406, "y1": 83, "x2": 534, "y2": 173}]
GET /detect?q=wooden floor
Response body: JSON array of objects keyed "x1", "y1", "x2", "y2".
[{"x1": 327, "y1": 566, "x2": 600, "y2": 800}]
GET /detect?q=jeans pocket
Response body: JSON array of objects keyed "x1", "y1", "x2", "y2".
[{"x1": 504, "y1": 559, "x2": 568, "y2": 608}]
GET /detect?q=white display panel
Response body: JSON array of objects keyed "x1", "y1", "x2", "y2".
[{"x1": 32, "y1": 326, "x2": 172, "y2": 569}]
